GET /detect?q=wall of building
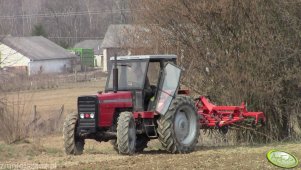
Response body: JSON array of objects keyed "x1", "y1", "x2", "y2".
[
  {"x1": 94, "y1": 54, "x2": 103, "y2": 68},
  {"x1": 0, "y1": 44, "x2": 30, "y2": 68},
  {"x1": 28, "y1": 59, "x2": 72, "y2": 75},
  {"x1": 103, "y1": 48, "x2": 128, "y2": 72},
  {"x1": 103, "y1": 49, "x2": 108, "y2": 72}
]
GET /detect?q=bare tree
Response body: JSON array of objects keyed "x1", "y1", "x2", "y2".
[
  {"x1": 130, "y1": 0, "x2": 301, "y2": 142},
  {"x1": 0, "y1": 0, "x2": 132, "y2": 46}
]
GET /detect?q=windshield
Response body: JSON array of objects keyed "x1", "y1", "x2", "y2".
[{"x1": 106, "y1": 60, "x2": 148, "y2": 91}]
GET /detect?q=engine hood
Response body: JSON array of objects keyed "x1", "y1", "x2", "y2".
[{"x1": 97, "y1": 91, "x2": 132, "y2": 103}]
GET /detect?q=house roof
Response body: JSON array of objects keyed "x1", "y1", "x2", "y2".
[
  {"x1": 101, "y1": 24, "x2": 150, "y2": 49},
  {"x1": 109, "y1": 55, "x2": 177, "y2": 61},
  {"x1": 74, "y1": 40, "x2": 103, "y2": 55},
  {"x1": 2, "y1": 36, "x2": 77, "y2": 61}
]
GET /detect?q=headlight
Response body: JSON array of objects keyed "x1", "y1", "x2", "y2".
[
  {"x1": 90, "y1": 113, "x2": 95, "y2": 119},
  {"x1": 80, "y1": 113, "x2": 84, "y2": 119}
]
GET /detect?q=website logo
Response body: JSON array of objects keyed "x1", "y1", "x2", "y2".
[{"x1": 267, "y1": 149, "x2": 299, "y2": 169}]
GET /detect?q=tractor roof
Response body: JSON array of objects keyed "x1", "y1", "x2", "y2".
[{"x1": 109, "y1": 55, "x2": 177, "y2": 61}]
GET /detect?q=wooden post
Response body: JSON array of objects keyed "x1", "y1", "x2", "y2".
[
  {"x1": 57, "y1": 105, "x2": 64, "y2": 131},
  {"x1": 33, "y1": 105, "x2": 37, "y2": 133},
  {"x1": 75, "y1": 70, "x2": 77, "y2": 82}
]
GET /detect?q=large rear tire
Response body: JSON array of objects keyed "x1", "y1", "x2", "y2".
[
  {"x1": 157, "y1": 95, "x2": 200, "y2": 153},
  {"x1": 117, "y1": 111, "x2": 136, "y2": 155},
  {"x1": 63, "y1": 112, "x2": 85, "y2": 155}
]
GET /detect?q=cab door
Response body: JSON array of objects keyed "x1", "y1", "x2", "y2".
[{"x1": 155, "y1": 63, "x2": 182, "y2": 115}]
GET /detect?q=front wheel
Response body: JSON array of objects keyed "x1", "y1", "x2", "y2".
[
  {"x1": 157, "y1": 95, "x2": 200, "y2": 153},
  {"x1": 63, "y1": 112, "x2": 85, "y2": 155},
  {"x1": 111, "y1": 134, "x2": 149, "y2": 153},
  {"x1": 117, "y1": 111, "x2": 136, "y2": 155}
]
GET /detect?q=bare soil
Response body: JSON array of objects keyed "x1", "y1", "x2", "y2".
[{"x1": 1, "y1": 135, "x2": 300, "y2": 170}]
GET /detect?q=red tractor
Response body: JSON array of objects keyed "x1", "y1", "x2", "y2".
[{"x1": 63, "y1": 55, "x2": 265, "y2": 155}]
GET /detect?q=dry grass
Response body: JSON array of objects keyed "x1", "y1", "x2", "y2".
[
  {"x1": 5, "y1": 78, "x2": 105, "y2": 116},
  {"x1": 0, "y1": 70, "x2": 106, "y2": 92},
  {"x1": 0, "y1": 78, "x2": 104, "y2": 144},
  {"x1": 0, "y1": 92, "x2": 35, "y2": 144},
  {"x1": 0, "y1": 76, "x2": 105, "y2": 143}
]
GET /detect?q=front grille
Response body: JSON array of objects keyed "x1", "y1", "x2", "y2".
[{"x1": 77, "y1": 96, "x2": 97, "y2": 133}]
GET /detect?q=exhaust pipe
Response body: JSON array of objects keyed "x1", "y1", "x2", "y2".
[{"x1": 113, "y1": 54, "x2": 118, "y2": 93}]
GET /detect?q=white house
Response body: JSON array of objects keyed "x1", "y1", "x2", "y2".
[{"x1": 0, "y1": 36, "x2": 77, "y2": 75}]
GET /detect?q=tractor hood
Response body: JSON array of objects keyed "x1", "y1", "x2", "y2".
[
  {"x1": 97, "y1": 91, "x2": 132, "y2": 103},
  {"x1": 96, "y1": 91, "x2": 133, "y2": 127}
]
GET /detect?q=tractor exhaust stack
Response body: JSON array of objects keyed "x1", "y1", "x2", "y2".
[{"x1": 113, "y1": 54, "x2": 118, "y2": 93}]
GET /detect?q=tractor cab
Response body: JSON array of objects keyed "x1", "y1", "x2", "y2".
[{"x1": 105, "y1": 55, "x2": 177, "y2": 112}]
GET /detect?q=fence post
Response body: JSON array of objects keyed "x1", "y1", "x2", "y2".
[
  {"x1": 59, "y1": 105, "x2": 64, "y2": 121},
  {"x1": 33, "y1": 105, "x2": 37, "y2": 133},
  {"x1": 30, "y1": 105, "x2": 38, "y2": 141},
  {"x1": 74, "y1": 70, "x2": 77, "y2": 82},
  {"x1": 59, "y1": 105, "x2": 64, "y2": 131}
]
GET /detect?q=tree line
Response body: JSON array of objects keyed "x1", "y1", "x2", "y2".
[
  {"x1": 0, "y1": 0, "x2": 132, "y2": 47},
  {"x1": 130, "y1": 0, "x2": 301, "y2": 142}
]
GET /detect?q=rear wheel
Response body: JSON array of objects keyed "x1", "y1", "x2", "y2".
[
  {"x1": 117, "y1": 111, "x2": 136, "y2": 155},
  {"x1": 63, "y1": 112, "x2": 85, "y2": 155},
  {"x1": 157, "y1": 95, "x2": 200, "y2": 153}
]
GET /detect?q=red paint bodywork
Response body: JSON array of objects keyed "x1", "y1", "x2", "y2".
[
  {"x1": 97, "y1": 91, "x2": 133, "y2": 127},
  {"x1": 133, "y1": 112, "x2": 155, "y2": 119},
  {"x1": 196, "y1": 96, "x2": 266, "y2": 128},
  {"x1": 95, "y1": 91, "x2": 266, "y2": 129}
]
